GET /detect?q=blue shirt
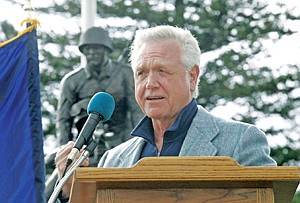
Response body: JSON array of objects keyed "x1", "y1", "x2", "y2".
[{"x1": 131, "y1": 99, "x2": 198, "y2": 158}]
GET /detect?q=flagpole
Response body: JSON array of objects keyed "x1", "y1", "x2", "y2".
[
  {"x1": 80, "y1": 0, "x2": 96, "y2": 66},
  {"x1": 23, "y1": 0, "x2": 34, "y2": 20},
  {"x1": 81, "y1": 0, "x2": 96, "y2": 32}
]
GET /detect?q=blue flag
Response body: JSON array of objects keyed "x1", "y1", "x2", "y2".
[{"x1": 0, "y1": 21, "x2": 46, "y2": 203}]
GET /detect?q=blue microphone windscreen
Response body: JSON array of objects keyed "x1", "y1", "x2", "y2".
[{"x1": 87, "y1": 92, "x2": 115, "y2": 122}]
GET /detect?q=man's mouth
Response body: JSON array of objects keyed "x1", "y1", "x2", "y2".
[{"x1": 147, "y1": 96, "x2": 163, "y2": 100}]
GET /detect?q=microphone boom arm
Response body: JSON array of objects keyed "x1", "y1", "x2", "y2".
[{"x1": 48, "y1": 139, "x2": 98, "y2": 203}]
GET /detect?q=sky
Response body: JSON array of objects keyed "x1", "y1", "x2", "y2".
[{"x1": 1, "y1": 0, "x2": 300, "y2": 150}]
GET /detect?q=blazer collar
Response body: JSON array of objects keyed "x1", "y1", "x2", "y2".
[{"x1": 179, "y1": 105, "x2": 219, "y2": 156}]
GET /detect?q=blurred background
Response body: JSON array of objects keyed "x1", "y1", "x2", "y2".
[{"x1": 1, "y1": 0, "x2": 299, "y2": 201}]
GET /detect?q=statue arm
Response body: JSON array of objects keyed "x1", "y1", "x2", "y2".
[{"x1": 56, "y1": 76, "x2": 77, "y2": 145}]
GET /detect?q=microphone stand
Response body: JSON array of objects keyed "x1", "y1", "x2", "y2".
[{"x1": 48, "y1": 139, "x2": 98, "y2": 203}]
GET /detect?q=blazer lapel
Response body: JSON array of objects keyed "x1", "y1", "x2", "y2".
[
  {"x1": 179, "y1": 106, "x2": 219, "y2": 156},
  {"x1": 118, "y1": 137, "x2": 146, "y2": 168}
]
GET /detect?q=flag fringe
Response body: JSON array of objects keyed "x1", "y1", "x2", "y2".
[{"x1": 0, "y1": 18, "x2": 40, "y2": 47}]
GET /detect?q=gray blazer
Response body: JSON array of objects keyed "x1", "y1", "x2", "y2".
[{"x1": 98, "y1": 105, "x2": 277, "y2": 168}]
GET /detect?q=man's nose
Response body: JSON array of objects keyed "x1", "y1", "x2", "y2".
[{"x1": 146, "y1": 72, "x2": 159, "y2": 89}]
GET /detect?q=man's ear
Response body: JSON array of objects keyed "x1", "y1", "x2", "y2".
[{"x1": 189, "y1": 65, "x2": 200, "y2": 92}]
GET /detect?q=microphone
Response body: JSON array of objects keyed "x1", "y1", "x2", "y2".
[{"x1": 66, "y1": 92, "x2": 115, "y2": 166}]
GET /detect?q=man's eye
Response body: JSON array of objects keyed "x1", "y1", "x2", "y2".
[
  {"x1": 136, "y1": 70, "x2": 144, "y2": 76},
  {"x1": 159, "y1": 69, "x2": 170, "y2": 74}
]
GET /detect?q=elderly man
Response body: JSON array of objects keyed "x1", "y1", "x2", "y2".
[{"x1": 54, "y1": 25, "x2": 276, "y2": 202}]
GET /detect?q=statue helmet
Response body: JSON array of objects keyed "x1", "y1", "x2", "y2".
[{"x1": 78, "y1": 27, "x2": 113, "y2": 53}]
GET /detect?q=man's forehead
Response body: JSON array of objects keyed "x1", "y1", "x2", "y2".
[{"x1": 137, "y1": 41, "x2": 181, "y2": 63}]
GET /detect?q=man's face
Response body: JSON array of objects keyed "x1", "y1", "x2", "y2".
[
  {"x1": 82, "y1": 44, "x2": 109, "y2": 69},
  {"x1": 134, "y1": 39, "x2": 199, "y2": 122}
]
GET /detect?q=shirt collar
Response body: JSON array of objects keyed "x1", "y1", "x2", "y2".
[{"x1": 131, "y1": 99, "x2": 198, "y2": 143}]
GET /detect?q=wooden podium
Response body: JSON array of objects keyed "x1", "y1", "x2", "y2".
[{"x1": 70, "y1": 157, "x2": 300, "y2": 203}]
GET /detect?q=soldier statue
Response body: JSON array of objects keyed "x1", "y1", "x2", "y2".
[{"x1": 56, "y1": 26, "x2": 143, "y2": 164}]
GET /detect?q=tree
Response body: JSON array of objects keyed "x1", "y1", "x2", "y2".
[{"x1": 1, "y1": 0, "x2": 299, "y2": 198}]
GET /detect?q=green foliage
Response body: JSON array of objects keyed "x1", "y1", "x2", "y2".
[
  {"x1": 271, "y1": 146, "x2": 300, "y2": 166},
  {"x1": 1, "y1": 0, "x2": 299, "y2": 168},
  {"x1": 0, "y1": 20, "x2": 18, "y2": 41}
]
